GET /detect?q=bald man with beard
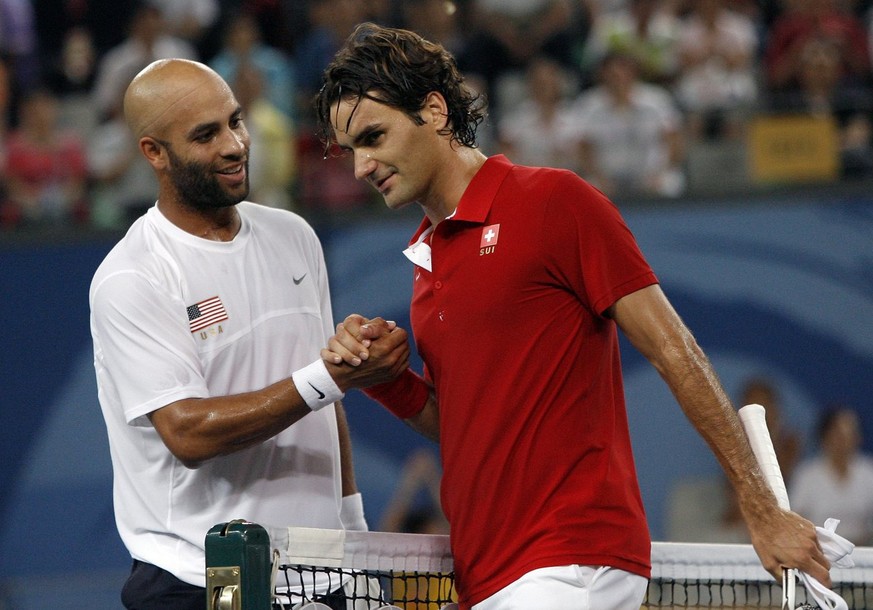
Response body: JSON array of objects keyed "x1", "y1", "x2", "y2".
[{"x1": 89, "y1": 59, "x2": 409, "y2": 609}]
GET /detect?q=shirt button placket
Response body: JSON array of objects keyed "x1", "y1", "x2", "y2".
[{"x1": 434, "y1": 279, "x2": 445, "y2": 321}]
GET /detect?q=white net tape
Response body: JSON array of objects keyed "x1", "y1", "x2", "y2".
[{"x1": 266, "y1": 527, "x2": 873, "y2": 609}]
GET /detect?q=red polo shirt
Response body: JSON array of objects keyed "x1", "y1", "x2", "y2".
[{"x1": 407, "y1": 156, "x2": 657, "y2": 608}]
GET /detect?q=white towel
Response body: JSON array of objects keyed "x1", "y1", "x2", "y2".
[{"x1": 798, "y1": 518, "x2": 855, "y2": 610}]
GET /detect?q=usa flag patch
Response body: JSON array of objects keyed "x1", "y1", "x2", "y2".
[{"x1": 187, "y1": 296, "x2": 228, "y2": 333}]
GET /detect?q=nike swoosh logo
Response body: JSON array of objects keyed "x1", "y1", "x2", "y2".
[
  {"x1": 293, "y1": 274, "x2": 307, "y2": 285},
  {"x1": 308, "y1": 382, "x2": 325, "y2": 399}
]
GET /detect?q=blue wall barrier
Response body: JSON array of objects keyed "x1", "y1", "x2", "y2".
[{"x1": 1, "y1": 195, "x2": 871, "y2": 606}]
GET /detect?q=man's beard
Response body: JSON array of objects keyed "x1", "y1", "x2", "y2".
[{"x1": 165, "y1": 146, "x2": 249, "y2": 211}]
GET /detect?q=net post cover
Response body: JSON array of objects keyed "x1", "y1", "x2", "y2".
[{"x1": 205, "y1": 520, "x2": 272, "y2": 610}]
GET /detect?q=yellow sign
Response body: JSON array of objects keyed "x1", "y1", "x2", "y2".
[{"x1": 748, "y1": 115, "x2": 839, "y2": 183}]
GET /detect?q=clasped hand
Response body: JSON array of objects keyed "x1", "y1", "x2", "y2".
[{"x1": 323, "y1": 314, "x2": 409, "y2": 390}]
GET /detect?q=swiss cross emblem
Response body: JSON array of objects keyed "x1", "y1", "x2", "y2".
[{"x1": 479, "y1": 224, "x2": 500, "y2": 256}]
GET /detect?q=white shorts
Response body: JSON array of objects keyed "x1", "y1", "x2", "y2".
[{"x1": 470, "y1": 564, "x2": 648, "y2": 610}]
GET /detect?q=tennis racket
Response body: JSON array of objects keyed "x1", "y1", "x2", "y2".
[{"x1": 738, "y1": 403, "x2": 799, "y2": 610}]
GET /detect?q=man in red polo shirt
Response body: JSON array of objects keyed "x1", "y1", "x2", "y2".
[{"x1": 315, "y1": 22, "x2": 831, "y2": 610}]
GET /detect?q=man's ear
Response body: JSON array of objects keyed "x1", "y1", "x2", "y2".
[
  {"x1": 422, "y1": 91, "x2": 449, "y2": 131},
  {"x1": 140, "y1": 136, "x2": 168, "y2": 170}
]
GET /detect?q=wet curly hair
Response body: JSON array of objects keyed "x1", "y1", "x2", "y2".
[{"x1": 314, "y1": 22, "x2": 486, "y2": 155}]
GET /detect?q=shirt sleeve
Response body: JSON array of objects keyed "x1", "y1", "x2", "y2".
[
  {"x1": 91, "y1": 269, "x2": 209, "y2": 426},
  {"x1": 541, "y1": 171, "x2": 658, "y2": 316}
]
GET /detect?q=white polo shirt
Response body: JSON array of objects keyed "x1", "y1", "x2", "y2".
[{"x1": 90, "y1": 202, "x2": 342, "y2": 587}]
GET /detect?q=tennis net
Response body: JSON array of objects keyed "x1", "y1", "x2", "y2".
[{"x1": 207, "y1": 523, "x2": 873, "y2": 609}]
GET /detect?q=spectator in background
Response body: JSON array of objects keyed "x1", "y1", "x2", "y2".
[
  {"x1": 715, "y1": 377, "x2": 804, "y2": 539},
  {"x1": 34, "y1": 0, "x2": 141, "y2": 61},
  {"x1": 763, "y1": 0, "x2": 870, "y2": 93},
  {"x1": 674, "y1": 0, "x2": 759, "y2": 141},
  {"x1": 741, "y1": 377, "x2": 803, "y2": 484},
  {"x1": 0, "y1": 0, "x2": 39, "y2": 96},
  {"x1": 573, "y1": 51, "x2": 685, "y2": 199},
  {"x1": 749, "y1": 0, "x2": 793, "y2": 35},
  {"x1": 581, "y1": 0, "x2": 681, "y2": 86},
  {"x1": 87, "y1": 66, "x2": 157, "y2": 230},
  {"x1": 210, "y1": 11, "x2": 297, "y2": 121},
  {"x1": 380, "y1": 448, "x2": 452, "y2": 610},
  {"x1": 0, "y1": 57, "x2": 10, "y2": 146},
  {"x1": 43, "y1": 27, "x2": 100, "y2": 144},
  {"x1": 43, "y1": 26, "x2": 98, "y2": 99},
  {"x1": 91, "y1": 3, "x2": 198, "y2": 122},
  {"x1": 764, "y1": 36, "x2": 873, "y2": 179},
  {"x1": 148, "y1": 0, "x2": 220, "y2": 53},
  {"x1": 497, "y1": 55, "x2": 584, "y2": 173},
  {"x1": 461, "y1": 0, "x2": 587, "y2": 118},
  {"x1": 231, "y1": 61, "x2": 296, "y2": 210},
  {"x1": 401, "y1": 0, "x2": 467, "y2": 58},
  {"x1": 380, "y1": 448, "x2": 449, "y2": 535},
  {"x1": 1, "y1": 88, "x2": 88, "y2": 227},
  {"x1": 32, "y1": 0, "x2": 90, "y2": 70},
  {"x1": 580, "y1": 0, "x2": 632, "y2": 21},
  {"x1": 667, "y1": 376, "x2": 802, "y2": 543},
  {"x1": 791, "y1": 404, "x2": 873, "y2": 545},
  {"x1": 362, "y1": 0, "x2": 403, "y2": 27},
  {"x1": 238, "y1": 0, "x2": 307, "y2": 59},
  {"x1": 295, "y1": 0, "x2": 367, "y2": 126},
  {"x1": 466, "y1": 0, "x2": 584, "y2": 68},
  {"x1": 293, "y1": 0, "x2": 376, "y2": 221},
  {"x1": 402, "y1": 1, "x2": 495, "y2": 150}
]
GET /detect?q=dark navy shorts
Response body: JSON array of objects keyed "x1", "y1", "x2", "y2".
[
  {"x1": 121, "y1": 560, "x2": 204, "y2": 610},
  {"x1": 120, "y1": 560, "x2": 347, "y2": 610}
]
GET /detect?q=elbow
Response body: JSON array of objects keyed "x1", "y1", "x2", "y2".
[
  {"x1": 164, "y1": 439, "x2": 212, "y2": 470},
  {"x1": 150, "y1": 405, "x2": 217, "y2": 469},
  {"x1": 176, "y1": 453, "x2": 207, "y2": 470}
]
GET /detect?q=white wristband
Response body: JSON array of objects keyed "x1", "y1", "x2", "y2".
[
  {"x1": 292, "y1": 359, "x2": 344, "y2": 411},
  {"x1": 340, "y1": 492, "x2": 369, "y2": 531}
]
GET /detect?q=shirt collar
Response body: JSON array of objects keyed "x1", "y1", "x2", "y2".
[{"x1": 406, "y1": 154, "x2": 513, "y2": 246}]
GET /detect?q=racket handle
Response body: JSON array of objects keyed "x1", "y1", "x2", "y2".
[
  {"x1": 739, "y1": 403, "x2": 790, "y2": 510},
  {"x1": 738, "y1": 403, "x2": 796, "y2": 609}
]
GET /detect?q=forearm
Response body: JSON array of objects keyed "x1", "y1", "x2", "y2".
[
  {"x1": 150, "y1": 376, "x2": 314, "y2": 468},
  {"x1": 614, "y1": 287, "x2": 776, "y2": 513},
  {"x1": 655, "y1": 335, "x2": 776, "y2": 514},
  {"x1": 361, "y1": 367, "x2": 439, "y2": 442},
  {"x1": 404, "y1": 395, "x2": 440, "y2": 443},
  {"x1": 616, "y1": 286, "x2": 829, "y2": 583},
  {"x1": 151, "y1": 326, "x2": 409, "y2": 468}
]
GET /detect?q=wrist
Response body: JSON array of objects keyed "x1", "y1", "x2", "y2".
[
  {"x1": 340, "y1": 492, "x2": 369, "y2": 531},
  {"x1": 363, "y1": 367, "x2": 429, "y2": 419},
  {"x1": 292, "y1": 359, "x2": 344, "y2": 411}
]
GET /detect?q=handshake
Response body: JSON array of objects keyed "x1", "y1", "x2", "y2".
[{"x1": 321, "y1": 314, "x2": 410, "y2": 392}]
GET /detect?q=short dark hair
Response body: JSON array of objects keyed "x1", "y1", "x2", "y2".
[
  {"x1": 816, "y1": 403, "x2": 852, "y2": 443},
  {"x1": 314, "y1": 22, "x2": 486, "y2": 154}
]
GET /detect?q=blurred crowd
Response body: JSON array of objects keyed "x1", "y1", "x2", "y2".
[
  {"x1": 668, "y1": 377, "x2": 873, "y2": 546},
  {"x1": 2, "y1": 0, "x2": 873, "y2": 231}
]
